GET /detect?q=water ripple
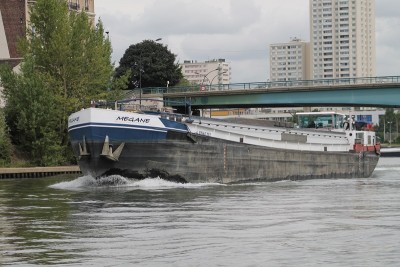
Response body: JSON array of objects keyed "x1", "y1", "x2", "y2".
[{"x1": 0, "y1": 158, "x2": 399, "y2": 266}]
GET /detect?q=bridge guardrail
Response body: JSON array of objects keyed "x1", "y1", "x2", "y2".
[{"x1": 125, "y1": 76, "x2": 400, "y2": 96}]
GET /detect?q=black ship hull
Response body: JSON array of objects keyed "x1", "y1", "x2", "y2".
[{"x1": 71, "y1": 134, "x2": 379, "y2": 184}]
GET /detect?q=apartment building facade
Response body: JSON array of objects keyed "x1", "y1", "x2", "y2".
[
  {"x1": 269, "y1": 38, "x2": 311, "y2": 82},
  {"x1": 0, "y1": 0, "x2": 95, "y2": 63},
  {"x1": 310, "y1": 0, "x2": 376, "y2": 79},
  {"x1": 27, "y1": 0, "x2": 95, "y2": 24},
  {"x1": 0, "y1": 0, "x2": 25, "y2": 65},
  {"x1": 180, "y1": 59, "x2": 231, "y2": 87}
]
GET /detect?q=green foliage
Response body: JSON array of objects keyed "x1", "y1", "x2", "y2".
[
  {"x1": 176, "y1": 77, "x2": 192, "y2": 87},
  {"x1": 25, "y1": 0, "x2": 113, "y2": 108},
  {"x1": 376, "y1": 108, "x2": 400, "y2": 144},
  {"x1": 115, "y1": 40, "x2": 183, "y2": 89},
  {"x1": 101, "y1": 70, "x2": 132, "y2": 102},
  {"x1": 0, "y1": 0, "x2": 114, "y2": 166},
  {"x1": 384, "y1": 108, "x2": 396, "y2": 126},
  {"x1": 1, "y1": 59, "x2": 64, "y2": 166},
  {"x1": 0, "y1": 108, "x2": 12, "y2": 164}
]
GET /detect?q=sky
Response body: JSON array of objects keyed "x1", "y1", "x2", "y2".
[{"x1": 95, "y1": 0, "x2": 400, "y2": 83}]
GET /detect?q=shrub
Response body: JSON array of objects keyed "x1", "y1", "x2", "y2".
[{"x1": 0, "y1": 109, "x2": 12, "y2": 164}]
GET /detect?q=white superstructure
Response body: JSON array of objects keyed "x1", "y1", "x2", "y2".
[{"x1": 187, "y1": 111, "x2": 377, "y2": 153}]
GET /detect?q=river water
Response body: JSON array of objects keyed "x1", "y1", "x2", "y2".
[{"x1": 0, "y1": 158, "x2": 399, "y2": 266}]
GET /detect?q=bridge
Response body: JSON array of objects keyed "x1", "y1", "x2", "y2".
[{"x1": 135, "y1": 76, "x2": 400, "y2": 110}]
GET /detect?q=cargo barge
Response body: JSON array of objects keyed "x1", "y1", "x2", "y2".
[{"x1": 68, "y1": 107, "x2": 380, "y2": 183}]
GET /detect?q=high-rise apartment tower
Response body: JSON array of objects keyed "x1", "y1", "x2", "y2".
[
  {"x1": 269, "y1": 38, "x2": 311, "y2": 82},
  {"x1": 310, "y1": 0, "x2": 375, "y2": 79}
]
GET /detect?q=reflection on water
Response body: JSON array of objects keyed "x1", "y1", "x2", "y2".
[{"x1": 0, "y1": 158, "x2": 399, "y2": 266}]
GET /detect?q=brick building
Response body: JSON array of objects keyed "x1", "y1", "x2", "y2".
[
  {"x1": 0, "y1": 0, "x2": 96, "y2": 107},
  {"x1": 0, "y1": 0, "x2": 26, "y2": 66}
]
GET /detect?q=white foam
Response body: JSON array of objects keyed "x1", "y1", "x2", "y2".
[
  {"x1": 49, "y1": 175, "x2": 97, "y2": 189},
  {"x1": 49, "y1": 175, "x2": 222, "y2": 191},
  {"x1": 124, "y1": 177, "x2": 223, "y2": 189}
]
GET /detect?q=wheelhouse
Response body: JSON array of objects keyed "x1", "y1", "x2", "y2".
[{"x1": 297, "y1": 111, "x2": 346, "y2": 130}]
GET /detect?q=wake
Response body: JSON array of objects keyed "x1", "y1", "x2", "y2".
[{"x1": 49, "y1": 175, "x2": 223, "y2": 191}]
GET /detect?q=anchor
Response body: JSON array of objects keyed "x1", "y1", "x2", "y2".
[
  {"x1": 78, "y1": 136, "x2": 90, "y2": 160},
  {"x1": 100, "y1": 135, "x2": 125, "y2": 162}
]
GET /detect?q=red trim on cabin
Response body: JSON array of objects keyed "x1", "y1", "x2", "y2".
[{"x1": 353, "y1": 144, "x2": 381, "y2": 154}]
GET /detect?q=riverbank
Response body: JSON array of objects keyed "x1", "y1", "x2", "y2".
[{"x1": 0, "y1": 166, "x2": 81, "y2": 179}]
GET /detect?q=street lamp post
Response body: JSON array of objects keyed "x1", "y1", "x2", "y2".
[
  {"x1": 194, "y1": 67, "x2": 221, "y2": 117},
  {"x1": 138, "y1": 54, "x2": 143, "y2": 108},
  {"x1": 210, "y1": 71, "x2": 227, "y2": 91},
  {"x1": 195, "y1": 68, "x2": 219, "y2": 91},
  {"x1": 388, "y1": 121, "x2": 393, "y2": 146}
]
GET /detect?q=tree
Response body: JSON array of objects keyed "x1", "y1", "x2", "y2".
[
  {"x1": 0, "y1": 0, "x2": 114, "y2": 165},
  {"x1": 0, "y1": 108, "x2": 11, "y2": 165},
  {"x1": 176, "y1": 77, "x2": 192, "y2": 87},
  {"x1": 376, "y1": 108, "x2": 398, "y2": 144},
  {"x1": 115, "y1": 40, "x2": 183, "y2": 89},
  {"x1": 23, "y1": 0, "x2": 114, "y2": 133},
  {"x1": 1, "y1": 58, "x2": 65, "y2": 165}
]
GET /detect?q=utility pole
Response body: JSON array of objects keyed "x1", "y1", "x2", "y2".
[{"x1": 388, "y1": 121, "x2": 393, "y2": 146}]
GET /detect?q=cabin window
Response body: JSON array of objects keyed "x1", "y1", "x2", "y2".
[
  {"x1": 297, "y1": 113, "x2": 345, "y2": 129},
  {"x1": 356, "y1": 132, "x2": 364, "y2": 145}
]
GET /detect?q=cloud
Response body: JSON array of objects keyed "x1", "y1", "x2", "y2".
[
  {"x1": 96, "y1": 0, "x2": 398, "y2": 83},
  {"x1": 375, "y1": 0, "x2": 400, "y2": 76},
  {"x1": 137, "y1": 0, "x2": 261, "y2": 36},
  {"x1": 376, "y1": 17, "x2": 400, "y2": 76},
  {"x1": 376, "y1": 0, "x2": 400, "y2": 19}
]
